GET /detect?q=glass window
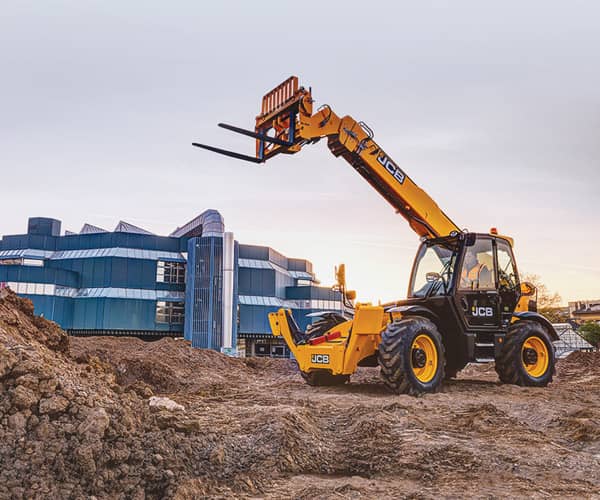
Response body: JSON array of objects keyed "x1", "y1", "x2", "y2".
[
  {"x1": 23, "y1": 259, "x2": 43, "y2": 267},
  {"x1": 410, "y1": 242, "x2": 458, "y2": 298},
  {"x1": 156, "y1": 261, "x2": 186, "y2": 284},
  {"x1": 497, "y1": 240, "x2": 518, "y2": 291},
  {"x1": 156, "y1": 301, "x2": 167, "y2": 322},
  {"x1": 0, "y1": 258, "x2": 23, "y2": 266},
  {"x1": 459, "y1": 238, "x2": 495, "y2": 290},
  {"x1": 155, "y1": 300, "x2": 185, "y2": 324}
]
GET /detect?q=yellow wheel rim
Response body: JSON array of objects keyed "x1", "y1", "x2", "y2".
[
  {"x1": 411, "y1": 334, "x2": 438, "y2": 383},
  {"x1": 521, "y1": 336, "x2": 549, "y2": 378}
]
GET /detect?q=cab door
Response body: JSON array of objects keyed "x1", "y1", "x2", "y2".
[
  {"x1": 455, "y1": 236, "x2": 501, "y2": 330},
  {"x1": 495, "y1": 238, "x2": 521, "y2": 328}
]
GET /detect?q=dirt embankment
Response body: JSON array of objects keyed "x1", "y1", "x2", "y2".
[{"x1": 1, "y1": 289, "x2": 599, "y2": 499}]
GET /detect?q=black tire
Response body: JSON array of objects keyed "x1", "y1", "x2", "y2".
[
  {"x1": 378, "y1": 316, "x2": 446, "y2": 395},
  {"x1": 301, "y1": 369, "x2": 350, "y2": 386},
  {"x1": 495, "y1": 320, "x2": 555, "y2": 387}
]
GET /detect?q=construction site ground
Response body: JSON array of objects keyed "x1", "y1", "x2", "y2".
[{"x1": 0, "y1": 290, "x2": 599, "y2": 499}]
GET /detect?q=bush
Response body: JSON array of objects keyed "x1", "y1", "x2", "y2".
[{"x1": 578, "y1": 321, "x2": 600, "y2": 347}]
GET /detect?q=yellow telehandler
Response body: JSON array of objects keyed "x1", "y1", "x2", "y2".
[{"x1": 193, "y1": 76, "x2": 556, "y2": 394}]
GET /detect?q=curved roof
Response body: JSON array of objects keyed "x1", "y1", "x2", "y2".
[{"x1": 169, "y1": 209, "x2": 224, "y2": 238}]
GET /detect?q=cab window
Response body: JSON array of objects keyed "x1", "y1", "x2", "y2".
[
  {"x1": 496, "y1": 240, "x2": 518, "y2": 291},
  {"x1": 410, "y1": 243, "x2": 457, "y2": 298},
  {"x1": 459, "y1": 238, "x2": 495, "y2": 290}
]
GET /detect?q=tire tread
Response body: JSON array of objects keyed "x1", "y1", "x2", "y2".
[
  {"x1": 495, "y1": 320, "x2": 555, "y2": 387},
  {"x1": 377, "y1": 316, "x2": 446, "y2": 395}
]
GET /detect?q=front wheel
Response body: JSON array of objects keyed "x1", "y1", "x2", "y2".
[
  {"x1": 495, "y1": 320, "x2": 555, "y2": 386},
  {"x1": 378, "y1": 316, "x2": 446, "y2": 395}
]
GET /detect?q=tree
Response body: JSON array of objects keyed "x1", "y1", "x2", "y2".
[
  {"x1": 578, "y1": 321, "x2": 600, "y2": 347},
  {"x1": 520, "y1": 273, "x2": 566, "y2": 323}
]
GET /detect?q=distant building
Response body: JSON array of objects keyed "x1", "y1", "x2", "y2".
[
  {"x1": 0, "y1": 211, "x2": 344, "y2": 357},
  {"x1": 568, "y1": 300, "x2": 600, "y2": 323}
]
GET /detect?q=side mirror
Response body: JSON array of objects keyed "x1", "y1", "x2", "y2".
[
  {"x1": 335, "y1": 264, "x2": 347, "y2": 288},
  {"x1": 426, "y1": 272, "x2": 441, "y2": 283},
  {"x1": 346, "y1": 290, "x2": 357, "y2": 301}
]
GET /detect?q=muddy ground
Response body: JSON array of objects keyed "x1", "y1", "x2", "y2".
[{"x1": 0, "y1": 290, "x2": 598, "y2": 499}]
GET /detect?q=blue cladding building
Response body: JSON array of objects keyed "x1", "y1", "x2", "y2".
[{"x1": 0, "y1": 210, "x2": 343, "y2": 357}]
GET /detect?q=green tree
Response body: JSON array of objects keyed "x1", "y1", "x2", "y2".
[
  {"x1": 521, "y1": 273, "x2": 566, "y2": 323},
  {"x1": 579, "y1": 321, "x2": 600, "y2": 347}
]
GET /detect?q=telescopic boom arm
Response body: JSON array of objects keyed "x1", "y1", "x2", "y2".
[{"x1": 193, "y1": 76, "x2": 460, "y2": 239}]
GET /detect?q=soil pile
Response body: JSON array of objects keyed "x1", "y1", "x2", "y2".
[
  {"x1": 0, "y1": 290, "x2": 291, "y2": 499},
  {"x1": 1, "y1": 289, "x2": 599, "y2": 499}
]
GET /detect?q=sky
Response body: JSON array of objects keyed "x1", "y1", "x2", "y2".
[{"x1": 1, "y1": 1, "x2": 599, "y2": 304}]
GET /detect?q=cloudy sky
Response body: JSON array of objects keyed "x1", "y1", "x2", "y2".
[{"x1": 1, "y1": 1, "x2": 598, "y2": 303}]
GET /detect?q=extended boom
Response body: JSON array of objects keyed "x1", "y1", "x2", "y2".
[
  {"x1": 193, "y1": 76, "x2": 459, "y2": 240},
  {"x1": 193, "y1": 76, "x2": 557, "y2": 395}
]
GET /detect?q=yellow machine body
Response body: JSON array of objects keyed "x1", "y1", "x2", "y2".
[
  {"x1": 252, "y1": 77, "x2": 535, "y2": 375},
  {"x1": 194, "y1": 76, "x2": 551, "y2": 386}
]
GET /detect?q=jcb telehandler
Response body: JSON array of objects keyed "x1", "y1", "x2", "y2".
[{"x1": 194, "y1": 76, "x2": 557, "y2": 394}]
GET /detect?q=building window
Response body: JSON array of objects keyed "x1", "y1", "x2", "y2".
[
  {"x1": 3, "y1": 282, "x2": 56, "y2": 296},
  {"x1": 156, "y1": 261, "x2": 186, "y2": 284},
  {"x1": 0, "y1": 258, "x2": 44, "y2": 267},
  {"x1": 0, "y1": 258, "x2": 22, "y2": 266},
  {"x1": 23, "y1": 259, "x2": 44, "y2": 267},
  {"x1": 156, "y1": 301, "x2": 185, "y2": 324}
]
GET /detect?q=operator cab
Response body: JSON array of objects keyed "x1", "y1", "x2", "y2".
[
  {"x1": 405, "y1": 232, "x2": 522, "y2": 363},
  {"x1": 409, "y1": 233, "x2": 521, "y2": 321}
]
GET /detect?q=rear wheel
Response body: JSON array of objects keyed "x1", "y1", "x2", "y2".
[
  {"x1": 378, "y1": 316, "x2": 446, "y2": 395},
  {"x1": 301, "y1": 369, "x2": 350, "y2": 386},
  {"x1": 495, "y1": 320, "x2": 555, "y2": 386}
]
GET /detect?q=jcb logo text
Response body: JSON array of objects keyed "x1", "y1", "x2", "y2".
[
  {"x1": 311, "y1": 354, "x2": 330, "y2": 364},
  {"x1": 472, "y1": 307, "x2": 494, "y2": 317},
  {"x1": 377, "y1": 153, "x2": 406, "y2": 184}
]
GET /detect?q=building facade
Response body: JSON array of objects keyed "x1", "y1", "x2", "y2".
[
  {"x1": 0, "y1": 211, "x2": 343, "y2": 356},
  {"x1": 569, "y1": 300, "x2": 600, "y2": 323}
]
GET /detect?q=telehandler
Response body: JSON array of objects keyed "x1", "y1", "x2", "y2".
[{"x1": 193, "y1": 76, "x2": 557, "y2": 394}]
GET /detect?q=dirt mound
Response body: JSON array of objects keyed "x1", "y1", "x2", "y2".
[
  {"x1": 0, "y1": 288, "x2": 69, "y2": 354},
  {"x1": 0, "y1": 290, "x2": 295, "y2": 498},
  {"x1": 558, "y1": 350, "x2": 600, "y2": 375},
  {"x1": 70, "y1": 336, "x2": 257, "y2": 395},
  {"x1": 1, "y1": 289, "x2": 599, "y2": 498}
]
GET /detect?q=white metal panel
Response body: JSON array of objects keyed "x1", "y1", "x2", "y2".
[{"x1": 222, "y1": 232, "x2": 235, "y2": 349}]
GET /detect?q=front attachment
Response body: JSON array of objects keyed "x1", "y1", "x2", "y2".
[{"x1": 192, "y1": 76, "x2": 312, "y2": 163}]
